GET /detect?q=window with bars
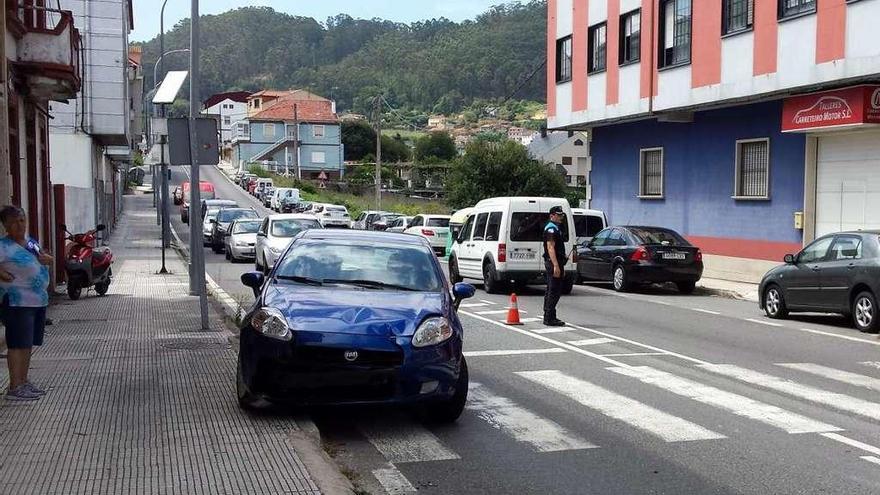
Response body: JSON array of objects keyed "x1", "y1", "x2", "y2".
[
  {"x1": 639, "y1": 148, "x2": 664, "y2": 198},
  {"x1": 778, "y1": 0, "x2": 816, "y2": 18},
  {"x1": 659, "y1": 0, "x2": 691, "y2": 68},
  {"x1": 620, "y1": 10, "x2": 641, "y2": 64},
  {"x1": 556, "y1": 36, "x2": 573, "y2": 83},
  {"x1": 735, "y1": 139, "x2": 770, "y2": 199},
  {"x1": 588, "y1": 23, "x2": 607, "y2": 73},
  {"x1": 723, "y1": 0, "x2": 753, "y2": 34}
]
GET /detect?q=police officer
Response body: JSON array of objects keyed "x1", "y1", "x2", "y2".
[{"x1": 543, "y1": 206, "x2": 567, "y2": 327}]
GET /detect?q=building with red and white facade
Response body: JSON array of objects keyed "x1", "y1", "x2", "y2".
[{"x1": 547, "y1": 0, "x2": 880, "y2": 281}]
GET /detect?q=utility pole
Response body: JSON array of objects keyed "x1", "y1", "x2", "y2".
[
  {"x1": 293, "y1": 104, "x2": 299, "y2": 179},
  {"x1": 188, "y1": 0, "x2": 209, "y2": 330},
  {"x1": 158, "y1": 0, "x2": 170, "y2": 274},
  {"x1": 373, "y1": 96, "x2": 382, "y2": 210}
]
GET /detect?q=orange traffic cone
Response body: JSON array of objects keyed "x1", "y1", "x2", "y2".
[{"x1": 505, "y1": 293, "x2": 523, "y2": 326}]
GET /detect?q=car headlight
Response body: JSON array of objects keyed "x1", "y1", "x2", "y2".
[
  {"x1": 269, "y1": 246, "x2": 284, "y2": 254},
  {"x1": 412, "y1": 317, "x2": 453, "y2": 348},
  {"x1": 250, "y1": 307, "x2": 292, "y2": 341}
]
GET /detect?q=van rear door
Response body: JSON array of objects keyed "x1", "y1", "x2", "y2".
[{"x1": 505, "y1": 199, "x2": 546, "y2": 275}]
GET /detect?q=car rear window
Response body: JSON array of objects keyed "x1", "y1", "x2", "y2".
[
  {"x1": 574, "y1": 214, "x2": 605, "y2": 238},
  {"x1": 271, "y1": 218, "x2": 322, "y2": 237},
  {"x1": 628, "y1": 227, "x2": 689, "y2": 246},
  {"x1": 326, "y1": 206, "x2": 347, "y2": 212},
  {"x1": 426, "y1": 218, "x2": 450, "y2": 227},
  {"x1": 233, "y1": 221, "x2": 261, "y2": 234},
  {"x1": 218, "y1": 209, "x2": 259, "y2": 222},
  {"x1": 276, "y1": 242, "x2": 442, "y2": 292},
  {"x1": 510, "y1": 212, "x2": 569, "y2": 242}
]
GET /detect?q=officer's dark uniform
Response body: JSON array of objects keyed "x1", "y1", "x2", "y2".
[{"x1": 542, "y1": 209, "x2": 567, "y2": 325}]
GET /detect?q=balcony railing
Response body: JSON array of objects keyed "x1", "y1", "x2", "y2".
[{"x1": 8, "y1": 1, "x2": 82, "y2": 100}]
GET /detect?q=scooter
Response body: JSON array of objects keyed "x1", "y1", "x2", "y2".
[{"x1": 61, "y1": 224, "x2": 113, "y2": 300}]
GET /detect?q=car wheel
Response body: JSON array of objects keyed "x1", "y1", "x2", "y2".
[
  {"x1": 612, "y1": 264, "x2": 630, "y2": 292},
  {"x1": 67, "y1": 283, "x2": 82, "y2": 300},
  {"x1": 482, "y1": 261, "x2": 503, "y2": 294},
  {"x1": 225, "y1": 250, "x2": 231, "y2": 261},
  {"x1": 95, "y1": 282, "x2": 110, "y2": 296},
  {"x1": 236, "y1": 357, "x2": 268, "y2": 411},
  {"x1": 561, "y1": 276, "x2": 574, "y2": 295},
  {"x1": 255, "y1": 255, "x2": 263, "y2": 273},
  {"x1": 853, "y1": 291, "x2": 878, "y2": 333},
  {"x1": 424, "y1": 357, "x2": 468, "y2": 424},
  {"x1": 676, "y1": 281, "x2": 696, "y2": 294},
  {"x1": 763, "y1": 285, "x2": 789, "y2": 319},
  {"x1": 449, "y1": 257, "x2": 463, "y2": 284}
]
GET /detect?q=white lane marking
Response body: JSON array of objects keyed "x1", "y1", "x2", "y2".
[
  {"x1": 516, "y1": 370, "x2": 725, "y2": 442},
  {"x1": 464, "y1": 348, "x2": 567, "y2": 357},
  {"x1": 468, "y1": 382, "x2": 597, "y2": 452},
  {"x1": 531, "y1": 327, "x2": 579, "y2": 335},
  {"x1": 778, "y1": 363, "x2": 880, "y2": 393},
  {"x1": 861, "y1": 456, "x2": 880, "y2": 467},
  {"x1": 700, "y1": 364, "x2": 880, "y2": 421},
  {"x1": 599, "y1": 352, "x2": 669, "y2": 357},
  {"x1": 372, "y1": 465, "x2": 417, "y2": 494},
  {"x1": 745, "y1": 318, "x2": 784, "y2": 327},
  {"x1": 860, "y1": 361, "x2": 880, "y2": 369},
  {"x1": 821, "y1": 433, "x2": 880, "y2": 456},
  {"x1": 611, "y1": 366, "x2": 840, "y2": 434},
  {"x1": 460, "y1": 302, "x2": 491, "y2": 308},
  {"x1": 567, "y1": 337, "x2": 616, "y2": 346},
  {"x1": 691, "y1": 308, "x2": 721, "y2": 315},
  {"x1": 475, "y1": 309, "x2": 518, "y2": 315},
  {"x1": 566, "y1": 323, "x2": 710, "y2": 365},
  {"x1": 360, "y1": 422, "x2": 460, "y2": 463},
  {"x1": 797, "y1": 328, "x2": 880, "y2": 347},
  {"x1": 499, "y1": 317, "x2": 542, "y2": 323},
  {"x1": 479, "y1": 299, "x2": 496, "y2": 304}
]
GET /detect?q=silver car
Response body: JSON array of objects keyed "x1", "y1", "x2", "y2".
[
  {"x1": 255, "y1": 214, "x2": 323, "y2": 273},
  {"x1": 224, "y1": 219, "x2": 262, "y2": 262}
]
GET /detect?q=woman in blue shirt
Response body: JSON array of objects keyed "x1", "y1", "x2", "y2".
[{"x1": 0, "y1": 206, "x2": 53, "y2": 401}]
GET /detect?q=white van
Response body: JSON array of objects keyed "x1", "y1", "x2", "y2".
[
  {"x1": 448, "y1": 197, "x2": 577, "y2": 294},
  {"x1": 270, "y1": 188, "x2": 300, "y2": 211},
  {"x1": 254, "y1": 178, "x2": 273, "y2": 197},
  {"x1": 571, "y1": 208, "x2": 607, "y2": 245}
]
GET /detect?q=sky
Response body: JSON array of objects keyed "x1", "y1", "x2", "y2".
[{"x1": 131, "y1": 0, "x2": 507, "y2": 42}]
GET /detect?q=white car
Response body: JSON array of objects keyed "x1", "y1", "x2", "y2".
[
  {"x1": 270, "y1": 187, "x2": 300, "y2": 211},
  {"x1": 352, "y1": 210, "x2": 385, "y2": 230},
  {"x1": 571, "y1": 208, "x2": 608, "y2": 245},
  {"x1": 403, "y1": 215, "x2": 451, "y2": 256},
  {"x1": 255, "y1": 214, "x2": 323, "y2": 272},
  {"x1": 224, "y1": 218, "x2": 262, "y2": 262},
  {"x1": 313, "y1": 203, "x2": 352, "y2": 228},
  {"x1": 448, "y1": 197, "x2": 577, "y2": 294},
  {"x1": 385, "y1": 216, "x2": 413, "y2": 234}
]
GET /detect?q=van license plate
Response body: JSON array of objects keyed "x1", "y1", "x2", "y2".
[
  {"x1": 662, "y1": 252, "x2": 686, "y2": 260},
  {"x1": 510, "y1": 252, "x2": 535, "y2": 260}
]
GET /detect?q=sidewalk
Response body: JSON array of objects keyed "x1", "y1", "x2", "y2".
[
  {"x1": 697, "y1": 278, "x2": 760, "y2": 302},
  {"x1": 0, "y1": 193, "x2": 325, "y2": 495}
]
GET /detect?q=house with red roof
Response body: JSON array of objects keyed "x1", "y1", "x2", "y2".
[{"x1": 230, "y1": 90, "x2": 344, "y2": 180}]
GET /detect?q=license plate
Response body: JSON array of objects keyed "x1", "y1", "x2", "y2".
[
  {"x1": 662, "y1": 252, "x2": 686, "y2": 260},
  {"x1": 509, "y1": 252, "x2": 535, "y2": 260}
]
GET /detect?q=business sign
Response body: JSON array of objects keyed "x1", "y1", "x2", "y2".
[{"x1": 782, "y1": 85, "x2": 880, "y2": 132}]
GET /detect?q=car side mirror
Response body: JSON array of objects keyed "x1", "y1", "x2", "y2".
[
  {"x1": 241, "y1": 271, "x2": 265, "y2": 297},
  {"x1": 96, "y1": 224, "x2": 106, "y2": 232},
  {"x1": 209, "y1": 219, "x2": 217, "y2": 223},
  {"x1": 784, "y1": 254, "x2": 796, "y2": 264},
  {"x1": 452, "y1": 282, "x2": 476, "y2": 311},
  {"x1": 257, "y1": 231, "x2": 266, "y2": 237}
]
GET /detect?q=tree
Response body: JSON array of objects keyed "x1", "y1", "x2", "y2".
[
  {"x1": 445, "y1": 139, "x2": 567, "y2": 209},
  {"x1": 341, "y1": 121, "x2": 375, "y2": 161},
  {"x1": 414, "y1": 131, "x2": 457, "y2": 164}
]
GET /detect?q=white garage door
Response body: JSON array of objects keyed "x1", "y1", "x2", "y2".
[{"x1": 816, "y1": 131, "x2": 880, "y2": 237}]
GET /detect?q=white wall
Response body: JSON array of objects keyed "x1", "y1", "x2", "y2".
[
  {"x1": 62, "y1": 186, "x2": 97, "y2": 235},
  {"x1": 203, "y1": 99, "x2": 249, "y2": 143}
]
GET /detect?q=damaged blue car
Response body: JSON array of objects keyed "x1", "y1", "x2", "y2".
[{"x1": 237, "y1": 229, "x2": 475, "y2": 422}]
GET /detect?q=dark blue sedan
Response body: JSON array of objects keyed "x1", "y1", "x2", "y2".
[{"x1": 237, "y1": 229, "x2": 476, "y2": 422}]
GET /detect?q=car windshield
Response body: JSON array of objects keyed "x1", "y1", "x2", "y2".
[
  {"x1": 271, "y1": 218, "x2": 322, "y2": 237},
  {"x1": 275, "y1": 241, "x2": 442, "y2": 292},
  {"x1": 204, "y1": 211, "x2": 219, "y2": 222},
  {"x1": 218, "y1": 209, "x2": 259, "y2": 222},
  {"x1": 628, "y1": 227, "x2": 690, "y2": 246},
  {"x1": 233, "y1": 220, "x2": 261, "y2": 234},
  {"x1": 326, "y1": 206, "x2": 347, "y2": 212},
  {"x1": 426, "y1": 217, "x2": 450, "y2": 227},
  {"x1": 510, "y1": 212, "x2": 569, "y2": 242},
  {"x1": 574, "y1": 214, "x2": 605, "y2": 238}
]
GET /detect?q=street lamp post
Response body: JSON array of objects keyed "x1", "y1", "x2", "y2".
[{"x1": 188, "y1": 0, "x2": 209, "y2": 329}]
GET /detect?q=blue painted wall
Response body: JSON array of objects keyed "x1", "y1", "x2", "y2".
[
  {"x1": 591, "y1": 100, "x2": 805, "y2": 244},
  {"x1": 234, "y1": 120, "x2": 344, "y2": 173}
]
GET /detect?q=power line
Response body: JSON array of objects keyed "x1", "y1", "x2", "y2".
[
  {"x1": 499, "y1": 56, "x2": 547, "y2": 106},
  {"x1": 379, "y1": 95, "x2": 424, "y2": 132}
]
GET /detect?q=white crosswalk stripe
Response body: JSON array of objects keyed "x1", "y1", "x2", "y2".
[
  {"x1": 460, "y1": 302, "x2": 491, "y2": 308},
  {"x1": 468, "y1": 382, "x2": 597, "y2": 452},
  {"x1": 532, "y1": 327, "x2": 578, "y2": 334},
  {"x1": 372, "y1": 465, "x2": 417, "y2": 494},
  {"x1": 700, "y1": 364, "x2": 880, "y2": 421},
  {"x1": 475, "y1": 309, "x2": 514, "y2": 315},
  {"x1": 516, "y1": 370, "x2": 725, "y2": 442},
  {"x1": 610, "y1": 366, "x2": 841, "y2": 434},
  {"x1": 778, "y1": 363, "x2": 880, "y2": 392},
  {"x1": 567, "y1": 337, "x2": 616, "y2": 346},
  {"x1": 860, "y1": 361, "x2": 880, "y2": 370},
  {"x1": 361, "y1": 421, "x2": 460, "y2": 463}
]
